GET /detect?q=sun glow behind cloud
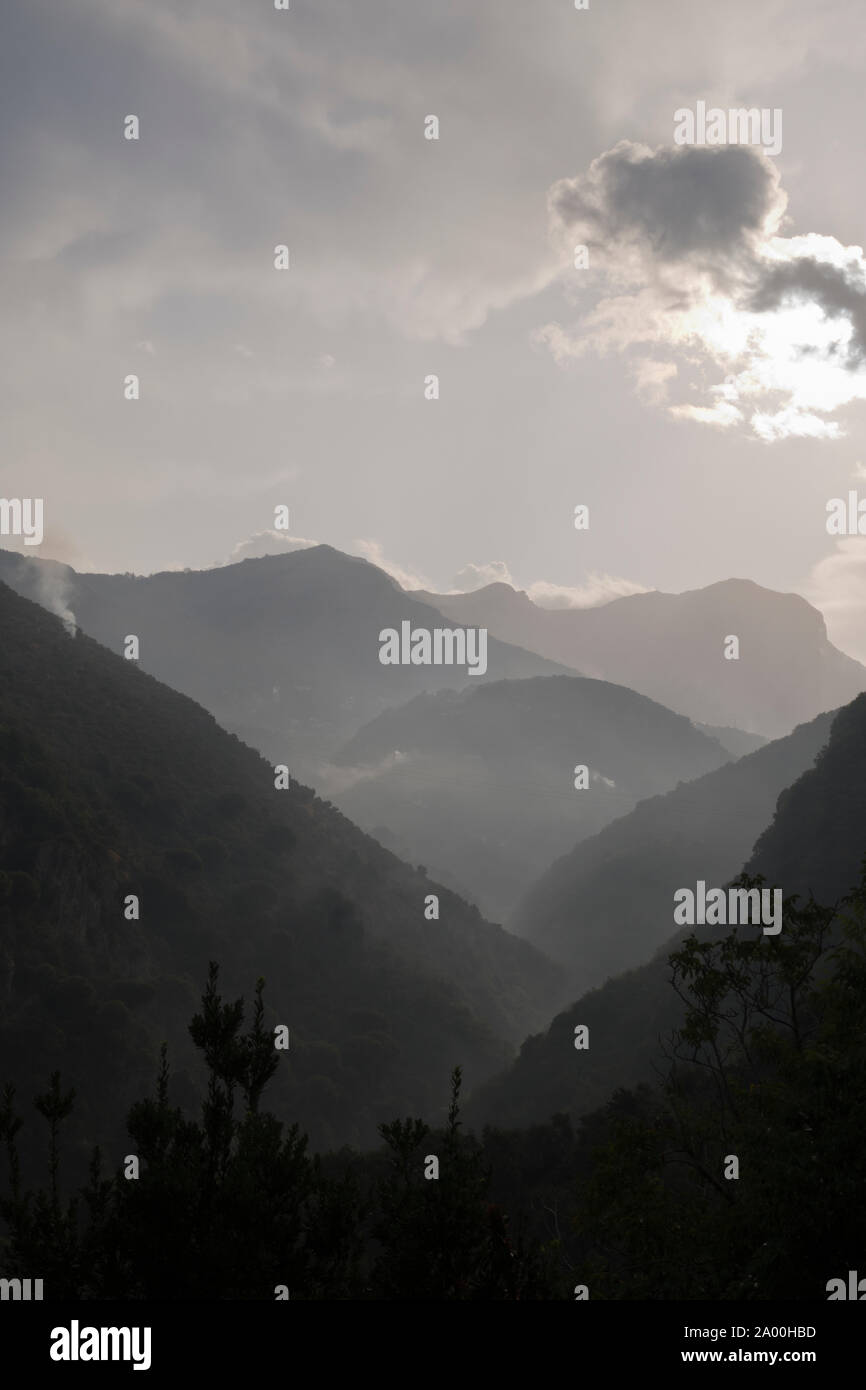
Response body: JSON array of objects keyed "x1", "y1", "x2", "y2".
[{"x1": 541, "y1": 143, "x2": 866, "y2": 441}]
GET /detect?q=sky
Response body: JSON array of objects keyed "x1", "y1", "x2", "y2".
[{"x1": 4, "y1": 0, "x2": 866, "y2": 657}]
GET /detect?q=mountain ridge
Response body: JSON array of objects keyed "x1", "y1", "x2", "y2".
[
  {"x1": 0, "y1": 577, "x2": 569, "y2": 1164},
  {"x1": 511, "y1": 707, "x2": 835, "y2": 986},
  {"x1": 470, "y1": 694, "x2": 866, "y2": 1131},
  {"x1": 328, "y1": 673, "x2": 730, "y2": 922},
  {"x1": 0, "y1": 546, "x2": 570, "y2": 783},
  {"x1": 411, "y1": 576, "x2": 866, "y2": 737}
]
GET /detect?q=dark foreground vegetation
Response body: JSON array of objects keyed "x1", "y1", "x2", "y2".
[{"x1": 4, "y1": 871, "x2": 866, "y2": 1301}]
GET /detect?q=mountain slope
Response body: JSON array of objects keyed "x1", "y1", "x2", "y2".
[
  {"x1": 413, "y1": 578, "x2": 866, "y2": 738},
  {"x1": 0, "y1": 547, "x2": 568, "y2": 783},
  {"x1": 470, "y1": 695, "x2": 866, "y2": 1131},
  {"x1": 0, "y1": 580, "x2": 568, "y2": 1168},
  {"x1": 513, "y1": 709, "x2": 834, "y2": 987},
  {"x1": 745, "y1": 693, "x2": 866, "y2": 904},
  {"x1": 694, "y1": 722, "x2": 767, "y2": 757},
  {"x1": 328, "y1": 675, "x2": 730, "y2": 922}
]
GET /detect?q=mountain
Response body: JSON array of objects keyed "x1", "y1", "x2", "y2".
[
  {"x1": 327, "y1": 675, "x2": 730, "y2": 923},
  {"x1": 745, "y1": 693, "x2": 866, "y2": 905},
  {"x1": 412, "y1": 578, "x2": 866, "y2": 738},
  {"x1": 470, "y1": 694, "x2": 866, "y2": 1132},
  {"x1": 0, "y1": 579, "x2": 569, "y2": 1171},
  {"x1": 694, "y1": 722, "x2": 767, "y2": 757},
  {"x1": 513, "y1": 709, "x2": 834, "y2": 988},
  {"x1": 0, "y1": 547, "x2": 567, "y2": 784}
]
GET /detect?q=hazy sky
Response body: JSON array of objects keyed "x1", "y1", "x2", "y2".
[{"x1": 4, "y1": 0, "x2": 866, "y2": 656}]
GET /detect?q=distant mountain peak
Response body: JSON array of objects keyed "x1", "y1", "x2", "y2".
[{"x1": 408, "y1": 572, "x2": 865, "y2": 737}]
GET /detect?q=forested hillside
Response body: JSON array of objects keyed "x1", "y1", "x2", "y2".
[{"x1": 0, "y1": 581, "x2": 567, "y2": 1178}]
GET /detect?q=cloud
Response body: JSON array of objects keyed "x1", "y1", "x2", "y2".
[
  {"x1": 229, "y1": 532, "x2": 436, "y2": 590},
  {"x1": 417, "y1": 564, "x2": 650, "y2": 608},
  {"x1": 747, "y1": 253, "x2": 866, "y2": 366},
  {"x1": 669, "y1": 398, "x2": 745, "y2": 429},
  {"x1": 592, "y1": 770, "x2": 617, "y2": 789},
  {"x1": 228, "y1": 531, "x2": 320, "y2": 562},
  {"x1": 351, "y1": 539, "x2": 433, "y2": 591},
  {"x1": 549, "y1": 140, "x2": 783, "y2": 280},
  {"x1": 805, "y1": 538, "x2": 866, "y2": 663},
  {"x1": 541, "y1": 141, "x2": 866, "y2": 440},
  {"x1": 526, "y1": 573, "x2": 652, "y2": 609},
  {"x1": 2, "y1": 0, "x2": 564, "y2": 350},
  {"x1": 224, "y1": 525, "x2": 652, "y2": 621},
  {"x1": 447, "y1": 560, "x2": 514, "y2": 591},
  {"x1": 631, "y1": 357, "x2": 678, "y2": 406},
  {"x1": 10, "y1": 0, "x2": 866, "y2": 580}
]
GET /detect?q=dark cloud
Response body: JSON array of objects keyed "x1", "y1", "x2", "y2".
[
  {"x1": 748, "y1": 256, "x2": 866, "y2": 366},
  {"x1": 542, "y1": 139, "x2": 866, "y2": 439},
  {"x1": 550, "y1": 141, "x2": 784, "y2": 285},
  {"x1": 549, "y1": 139, "x2": 866, "y2": 373}
]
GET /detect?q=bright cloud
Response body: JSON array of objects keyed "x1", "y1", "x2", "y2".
[
  {"x1": 541, "y1": 141, "x2": 866, "y2": 441},
  {"x1": 351, "y1": 539, "x2": 433, "y2": 591},
  {"x1": 229, "y1": 531, "x2": 320, "y2": 562},
  {"x1": 448, "y1": 561, "x2": 515, "y2": 592},
  {"x1": 806, "y1": 537, "x2": 866, "y2": 663},
  {"x1": 526, "y1": 573, "x2": 652, "y2": 609}
]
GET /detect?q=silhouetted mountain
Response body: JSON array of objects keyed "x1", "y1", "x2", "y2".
[
  {"x1": 413, "y1": 578, "x2": 866, "y2": 737},
  {"x1": 745, "y1": 692, "x2": 866, "y2": 904},
  {"x1": 471, "y1": 694, "x2": 866, "y2": 1131},
  {"x1": 513, "y1": 709, "x2": 833, "y2": 987},
  {"x1": 0, "y1": 547, "x2": 567, "y2": 784},
  {"x1": 0, "y1": 580, "x2": 568, "y2": 1170},
  {"x1": 327, "y1": 675, "x2": 730, "y2": 922}
]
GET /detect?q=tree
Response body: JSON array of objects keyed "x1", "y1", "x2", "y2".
[
  {"x1": 574, "y1": 871, "x2": 866, "y2": 1299},
  {"x1": 0, "y1": 966, "x2": 362, "y2": 1299}
]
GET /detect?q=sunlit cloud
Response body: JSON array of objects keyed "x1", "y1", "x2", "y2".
[
  {"x1": 540, "y1": 141, "x2": 866, "y2": 441},
  {"x1": 806, "y1": 537, "x2": 866, "y2": 663}
]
